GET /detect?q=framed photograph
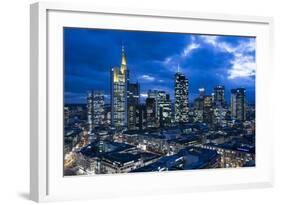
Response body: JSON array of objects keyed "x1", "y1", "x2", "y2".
[{"x1": 30, "y1": 2, "x2": 274, "y2": 202}]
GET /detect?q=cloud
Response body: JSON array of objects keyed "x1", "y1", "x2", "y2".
[
  {"x1": 227, "y1": 40, "x2": 256, "y2": 79},
  {"x1": 163, "y1": 57, "x2": 172, "y2": 65},
  {"x1": 228, "y1": 54, "x2": 256, "y2": 79},
  {"x1": 138, "y1": 74, "x2": 155, "y2": 81},
  {"x1": 159, "y1": 37, "x2": 200, "y2": 72},
  {"x1": 181, "y1": 42, "x2": 200, "y2": 57},
  {"x1": 200, "y1": 35, "x2": 236, "y2": 53},
  {"x1": 140, "y1": 93, "x2": 148, "y2": 98},
  {"x1": 200, "y1": 35, "x2": 217, "y2": 46},
  {"x1": 200, "y1": 35, "x2": 256, "y2": 79},
  {"x1": 181, "y1": 37, "x2": 200, "y2": 57}
]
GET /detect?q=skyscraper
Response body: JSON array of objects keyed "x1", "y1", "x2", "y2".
[
  {"x1": 147, "y1": 90, "x2": 160, "y2": 123},
  {"x1": 147, "y1": 90, "x2": 172, "y2": 127},
  {"x1": 111, "y1": 46, "x2": 128, "y2": 128},
  {"x1": 145, "y1": 97, "x2": 157, "y2": 128},
  {"x1": 194, "y1": 88, "x2": 205, "y2": 122},
  {"x1": 127, "y1": 82, "x2": 140, "y2": 130},
  {"x1": 214, "y1": 85, "x2": 225, "y2": 106},
  {"x1": 231, "y1": 88, "x2": 247, "y2": 121},
  {"x1": 158, "y1": 91, "x2": 172, "y2": 127},
  {"x1": 203, "y1": 96, "x2": 213, "y2": 123},
  {"x1": 199, "y1": 88, "x2": 205, "y2": 99},
  {"x1": 213, "y1": 105, "x2": 227, "y2": 126},
  {"x1": 87, "y1": 90, "x2": 105, "y2": 131},
  {"x1": 136, "y1": 104, "x2": 146, "y2": 130},
  {"x1": 174, "y1": 70, "x2": 189, "y2": 123}
]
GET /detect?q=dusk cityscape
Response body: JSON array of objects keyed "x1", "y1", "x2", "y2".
[{"x1": 63, "y1": 28, "x2": 255, "y2": 176}]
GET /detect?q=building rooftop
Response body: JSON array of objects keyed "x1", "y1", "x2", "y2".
[
  {"x1": 102, "y1": 152, "x2": 141, "y2": 166},
  {"x1": 182, "y1": 147, "x2": 219, "y2": 169},
  {"x1": 205, "y1": 140, "x2": 255, "y2": 154},
  {"x1": 80, "y1": 140, "x2": 135, "y2": 158},
  {"x1": 132, "y1": 147, "x2": 219, "y2": 172}
]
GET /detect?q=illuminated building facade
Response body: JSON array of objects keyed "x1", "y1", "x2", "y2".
[
  {"x1": 213, "y1": 105, "x2": 227, "y2": 126},
  {"x1": 174, "y1": 71, "x2": 189, "y2": 123},
  {"x1": 87, "y1": 90, "x2": 105, "y2": 131},
  {"x1": 147, "y1": 90, "x2": 172, "y2": 127},
  {"x1": 158, "y1": 91, "x2": 172, "y2": 127},
  {"x1": 203, "y1": 96, "x2": 213, "y2": 123},
  {"x1": 194, "y1": 88, "x2": 205, "y2": 122},
  {"x1": 147, "y1": 90, "x2": 159, "y2": 120},
  {"x1": 199, "y1": 87, "x2": 205, "y2": 98},
  {"x1": 214, "y1": 85, "x2": 225, "y2": 106},
  {"x1": 127, "y1": 83, "x2": 140, "y2": 130},
  {"x1": 231, "y1": 88, "x2": 247, "y2": 121},
  {"x1": 146, "y1": 97, "x2": 157, "y2": 128},
  {"x1": 136, "y1": 104, "x2": 146, "y2": 130}
]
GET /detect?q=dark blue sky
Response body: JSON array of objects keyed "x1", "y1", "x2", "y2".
[{"x1": 64, "y1": 27, "x2": 255, "y2": 104}]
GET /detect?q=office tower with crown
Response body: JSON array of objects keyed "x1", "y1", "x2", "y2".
[{"x1": 110, "y1": 46, "x2": 129, "y2": 128}]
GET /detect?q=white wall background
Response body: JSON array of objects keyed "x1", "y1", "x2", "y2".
[{"x1": 0, "y1": 0, "x2": 280, "y2": 204}]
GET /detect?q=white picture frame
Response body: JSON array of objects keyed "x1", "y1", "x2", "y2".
[{"x1": 30, "y1": 2, "x2": 274, "y2": 202}]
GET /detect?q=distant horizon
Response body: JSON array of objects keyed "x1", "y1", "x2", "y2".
[{"x1": 64, "y1": 28, "x2": 256, "y2": 104}]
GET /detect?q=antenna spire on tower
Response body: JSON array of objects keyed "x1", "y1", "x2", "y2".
[
  {"x1": 121, "y1": 44, "x2": 126, "y2": 66},
  {"x1": 120, "y1": 42, "x2": 127, "y2": 73}
]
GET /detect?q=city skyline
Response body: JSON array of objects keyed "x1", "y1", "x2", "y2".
[
  {"x1": 64, "y1": 28, "x2": 256, "y2": 104},
  {"x1": 64, "y1": 27, "x2": 256, "y2": 176}
]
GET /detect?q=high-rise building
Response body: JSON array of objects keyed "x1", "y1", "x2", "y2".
[
  {"x1": 111, "y1": 46, "x2": 128, "y2": 128},
  {"x1": 147, "y1": 90, "x2": 172, "y2": 127},
  {"x1": 158, "y1": 91, "x2": 172, "y2": 127},
  {"x1": 213, "y1": 105, "x2": 227, "y2": 126},
  {"x1": 174, "y1": 71, "x2": 189, "y2": 123},
  {"x1": 231, "y1": 88, "x2": 247, "y2": 121},
  {"x1": 136, "y1": 104, "x2": 146, "y2": 130},
  {"x1": 127, "y1": 83, "x2": 140, "y2": 130},
  {"x1": 203, "y1": 96, "x2": 213, "y2": 123},
  {"x1": 147, "y1": 90, "x2": 160, "y2": 124},
  {"x1": 199, "y1": 88, "x2": 205, "y2": 99},
  {"x1": 103, "y1": 104, "x2": 111, "y2": 126},
  {"x1": 212, "y1": 86, "x2": 226, "y2": 126},
  {"x1": 148, "y1": 90, "x2": 158, "y2": 99},
  {"x1": 87, "y1": 90, "x2": 105, "y2": 131},
  {"x1": 214, "y1": 85, "x2": 225, "y2": 106},
  {"x1": 194, "y1": 88, "x2": 205, "y2": 122},
  {"x1": 145, "y1": 97, "x2": 157, "y2": 128}
]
